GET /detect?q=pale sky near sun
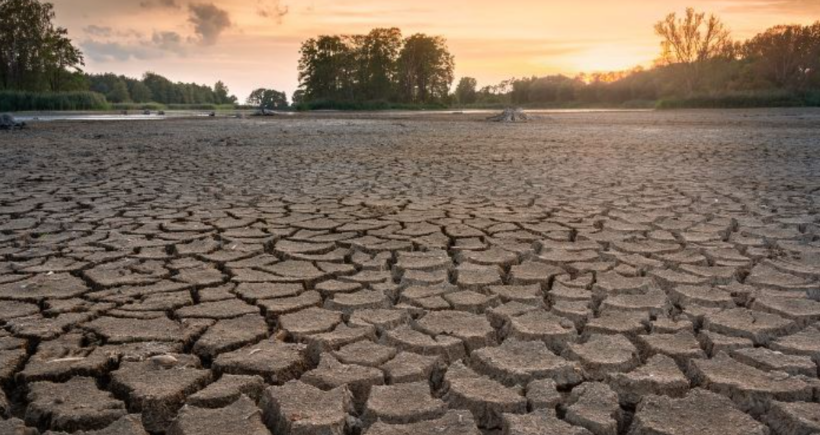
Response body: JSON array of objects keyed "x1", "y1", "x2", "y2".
[{"x1": 51, "y1": 0, "x2": 819, "y2": 101}]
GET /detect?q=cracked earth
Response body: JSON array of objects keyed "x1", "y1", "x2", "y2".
[{"x1": 0, "y1": 109, "x2": 819, "y2": 435}]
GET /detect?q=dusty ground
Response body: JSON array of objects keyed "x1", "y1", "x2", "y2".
[{"x1": 0, "y1": 109, "x2": 819, "y2": 435}]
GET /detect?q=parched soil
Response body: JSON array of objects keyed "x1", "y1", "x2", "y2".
[{"x1": 0, "y1": 109, "x2": 819, "y2": 435}]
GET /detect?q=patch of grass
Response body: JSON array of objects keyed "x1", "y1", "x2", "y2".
[
  {"x1": 294, "y1": 99, "x2": 449, "y2": 111},
  {"x1": 656, "y1": 91, "x2": 818, "y2": 109},
  {"x1": 111, "y1": 103, "x2": 238, "y2": 111}
]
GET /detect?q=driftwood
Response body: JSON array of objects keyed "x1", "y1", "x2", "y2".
[
  {"x1": 487, "y1": 108, "x2": 531, "y2": 123},
  {"x1": 0, "y1": 113, "x2": 26, "y2": 130}
]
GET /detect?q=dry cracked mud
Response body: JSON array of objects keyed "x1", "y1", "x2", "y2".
[{"x1": 0, "y1": 109, "x2": 819, "y2": 434}]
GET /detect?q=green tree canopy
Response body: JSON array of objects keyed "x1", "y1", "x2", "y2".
[
  {"x1": 455, "y1": 77, "x2": 478, "y2": 104},
  {"x1": 0, "y1": 0, "x2": 84, "y2": 91}
]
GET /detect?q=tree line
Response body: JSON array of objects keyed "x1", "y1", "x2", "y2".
[
  {"x1": 454, "y1": 9, "x2": 820, "y2": 108},
  {"x1": 87, "y1": 73, "x2": 237, "y2": 105},
  {"x1": 296, "y1": 28, "x2": 455, "y2": 108}
]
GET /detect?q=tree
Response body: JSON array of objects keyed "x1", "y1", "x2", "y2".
[
  {"x1": 298, "y1": 35, "x2": 358, "y2": 101},
  {"x1": 108, "y1": 79, "x2": 131, "y2": 103},
  {"x1": 128, "y1": 81, "x2": 153, "y2": 103},
  {"x1": 214, "y1": 80, "x2": 237, "y2": 104},
  {"x1": 654, "y1": 8, "x2": 733, "y2": 94},
  {"x1": 743, "y1": 23, "x2": 820, "y2": 90},
  {"x1": 455, "y1": 77, "x2": 478, "y2": 105},
  {"x1": 356, "y1": 28, "x2": 403, "y2": 100},
  {"x1": 291, "y1": 89, "x2": 305, "y2": 105},
  {"x1": 247, "y1": 88, "x2": 288, "y2": 110},
  {"x1": 0, "y1": 0, "x2": 84, "y2": 91},
  {"x1": 397, "y1": 34, "x2": 454, "y2": 103}
]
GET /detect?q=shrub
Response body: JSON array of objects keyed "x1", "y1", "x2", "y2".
[
  {"x1": 0, "y1": 91, "x2": 109, "y2": 111},
  {"x1": 656, "y1": 91, "x2": 808, "y2": 109}
]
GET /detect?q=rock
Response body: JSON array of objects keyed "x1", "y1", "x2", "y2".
[
  {"x1": 609, "y1": 354, "x2": 689, "y2": 406},
  {"x1": 471, "y1": 339, "x2": 583, "y2": 388},
  {"x1": 629, "y1": 389, "x2": 769, "y2": 435},
  {"x1": 110, "y1": 355, "x2": 212, "y2": 432},
  {"x1": 167, "y1": 396, "x2": 269, "y2": 435},
  {"x1": 502, "y1": 409, "x2": 592, "y2": 435},
  {"x1": 763, "y1": 401, "x2": 820, "y2": 435},
  {"x1": 361, "y1": 381, "x2": 447, "y2": 427},
  {"x1": 260, "y1": 381, "x2": 354, "y2": 435},
  {"x1": 442, "y1": 362, "x2": 527, "y2": 429},
  {"x1": 688, "y1": 352, "x2": 813, "y2": 415},
  {"x1": 365, "y1": 410, "x2": 481, "y2": 435},
  {"x1": 0, "y1": 113, "x2": 26, "y2": 130},
  {"x1": 564, "y1": 382, "x2": 621, "y2": 435},
  {"x1": 25, "y1": 377, "x2": 127, "y2": 432},
  {"x1": 187, "y1": 375, "x2": 266, "y2": 408},
  {"x1": 487, "y1": 108, "x2": 531, "y2": 123}
]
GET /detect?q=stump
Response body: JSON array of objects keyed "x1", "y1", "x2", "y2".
[{"x1": 487, "y1": 108, "x2": 530, "y2": 123}]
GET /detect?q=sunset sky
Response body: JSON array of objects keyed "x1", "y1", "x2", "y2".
[{"x1": 51, "y1": 0, "x2": 819, "y2": 101}]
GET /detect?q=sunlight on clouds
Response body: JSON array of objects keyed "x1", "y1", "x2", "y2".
[{"x1": 49, "y1": 0, "x2": 820, "y2": 100}]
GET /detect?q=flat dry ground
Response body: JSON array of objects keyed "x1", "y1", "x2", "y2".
[{"x1": 0, "y1": 109, "x2": 819, "y2": 435}]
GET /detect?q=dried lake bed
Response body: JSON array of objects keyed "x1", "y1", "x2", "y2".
[{"x1": 0, "y1": 109, "x2": 819, "y2": 435}]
